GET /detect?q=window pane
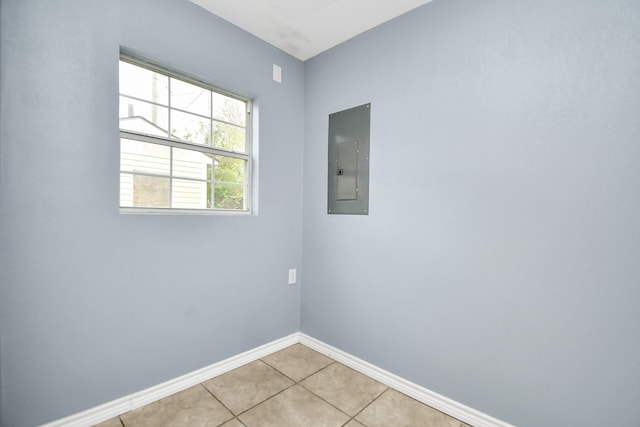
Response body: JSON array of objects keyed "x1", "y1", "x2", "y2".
[
  {"x1": 172, "y1": 178, "x2": 209, "y2": 209},
  {"x1": 212, "y1": 92, "x2": 246, "y2": 126},
  {"x1": 119, "y1": 61, "x2": 169, "y2": 105},
  {"x1": 120, "y1": 173, "x2": 134, "y2": 207},
  {"x1": 214, "y1": 183, "x2": 244, "y2": 210},
  {"x1": 119, "y1": 97, "x2": 169, "y2": 137},
  {"x1": 214, "y1": 156, "x2": 245, "y2": 183},
  {"x1": 212, "y1": 121, "x2": 245, "y2": 152},
  {"x1": 172, "y1": 147, "x2": 213, "y2": 180},
  {"x1": 170, "y1": 78, "x2": 211, "y2": 116},
  {"x1": 120, "y1": 139, "x2": 170, "y2": 175},
  {"x1": 171, "y1": 110, "x2": 211, "y2": 145},
  {"x1": 120, "y1": 174, "x2": 170, "y2": 208}
]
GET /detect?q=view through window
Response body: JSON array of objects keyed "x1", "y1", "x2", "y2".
[{"x1": 119, "y1": 56, "x2": 251, "y2": 212}]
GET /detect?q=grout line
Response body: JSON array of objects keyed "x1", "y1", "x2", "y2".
[
  {"x1": 199, "y1": 360, "x2": 297, "y2": 421},
  {"x1": 349, "y1": 387, "x2": 390, "y2": 422},
  {"x1": 257, "y1": 358, "x2": 296, "y2": 382},
  {"x1": 257, "y1": 349, "x2": 334, "y2": 383},
  {"x1": 226, "y1": 417, "x2": 247, "y2": 427},
  {"x1": 201, "y1": 343, "x2": 345, "y2": 423},
  {"x1": 282, "y1": 347, "x2": 386, "y2": 425},
  {"x1": 199, "y1": 383, "x2": 236, "y2": 420},
  {"x1": 254, "y1": 345, "x2": 359, "y2": 421},
  {"x1": 233, "y1": 383, "x2": 297, "y2": 419},
  {"x1": 294, "y1": 360, "x2": 337, "y2": 383},
  {"x1": 296, "y1": 381, "x2": 352, "y2": 420}
]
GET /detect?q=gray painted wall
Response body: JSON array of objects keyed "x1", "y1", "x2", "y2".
[
  {"x1": 302, "y1": 1, "x2": 640, "y2": 426},
  {"x1": 0, "y1": 0, "x2": 304, "y2": 425},
  {"x1": 2, "y1": 0, "x2": 639, "y2": 426}
]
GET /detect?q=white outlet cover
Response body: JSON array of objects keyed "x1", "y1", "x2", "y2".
[{"x1": 288, "y1": 268, "x2": 296, "y2": 285}]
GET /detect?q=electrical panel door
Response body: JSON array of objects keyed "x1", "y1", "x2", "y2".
[{"x1": 328, "y1": 103, "x2": 370, "y2": 215}]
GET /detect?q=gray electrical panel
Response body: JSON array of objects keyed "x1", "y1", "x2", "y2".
[{"x1": 328, "y1": 103, "x2": 370, "y2": 215}]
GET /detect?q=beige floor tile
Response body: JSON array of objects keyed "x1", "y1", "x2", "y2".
[
  {"x1": 220, "y1": 419, "x2": 246, "y2": 427},
  {"x1": 301, "y1": 362, "x2": 387, "y2": 416},
  {"x1": 202, "y1": 360, "x2": 293, "y2": 414},
  {"x1": 343, "y1": 420, "x2": 366, "y2": 427},
  {"x1": 93, "y1": 417, "x2": 123, "y2": 427},
  {"x1": 120, "y1": 385, "x2": 233, "y2": 427},
  {"x1": 261, "y1": 344, "x2": 333, "y2": 381},
  {"x1": 238, "y1": 385, "x2": 350, "y2": 427},
  {"x1": 356, "y1": 389, "x2": 469, "y2": 427}
]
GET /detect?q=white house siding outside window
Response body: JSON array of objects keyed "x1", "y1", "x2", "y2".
[{"x1": 118, "y1": 56, "x2": 252, "y2": 213}]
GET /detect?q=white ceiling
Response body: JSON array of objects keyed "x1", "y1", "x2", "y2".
[{"x1": 190, "y1": 0, "x2": 432, "y2": 61}]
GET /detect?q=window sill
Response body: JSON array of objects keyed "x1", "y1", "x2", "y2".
[{"x1": 119, "y1": 207, "x2": 251, "y2": 216}]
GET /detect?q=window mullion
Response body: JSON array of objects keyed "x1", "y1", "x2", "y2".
[
  {"x1": 120, "y1": 131, "x2": 248, "y2": 160},
  {"x1": 167, "y1": 78, "x2": 173, "y2": 208},
  {"x1": 167, "y1": 75, "x2": 173, "y2": 142},
  {"x1": 244, "y1": 107, "x2": 251, "y2": 211},
  {"x1": 169, "y1": 147, "x2": 174, "y2": 208},
  {"x1": 244, "y1": 158, "x2": 249, "y2": 211},
  {"x1": 120, "y1": 171, "x2": 170, "y2": 179},
  {"x1": 210, "y1": 89, "x2": 214, "y2": 207}
]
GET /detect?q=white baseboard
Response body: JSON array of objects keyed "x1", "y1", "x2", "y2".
[
  {"x1": 299, "y1": 333, "x2": 514, "y2": 427},
  {"x1": 41, "y1": 332, "x2": 512, "y2": 427},
  {"x1": 40, "y1": 333, "x2": 299, "y2": 427}
]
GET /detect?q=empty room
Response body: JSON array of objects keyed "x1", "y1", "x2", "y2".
[{"x1": 1, "y1": 0, "x2": 638, "y2": 426}]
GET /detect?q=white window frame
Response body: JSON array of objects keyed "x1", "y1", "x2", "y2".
[{"x1": 118, "y1": 54, "x2": 252, "y2": 215}]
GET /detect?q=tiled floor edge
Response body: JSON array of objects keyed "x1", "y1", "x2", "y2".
[
  {"x1": 39, "y1": 333, "x2": 301, "y2": 427},
  {"x1": 298, "y1": 333, "x2": 515, "y2": 427},
  {"x1": 39, "y1": 332, "x2": 515, "y2": 427}
]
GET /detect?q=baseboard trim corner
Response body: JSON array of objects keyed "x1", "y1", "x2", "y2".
[
  {"x1": 41, "y1": 332, "x2": 512, "y2": 427},
  {"x1": 299, "y1": 333, "x2": 514, "y2": 427}
]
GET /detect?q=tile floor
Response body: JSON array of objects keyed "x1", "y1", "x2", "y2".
[{"x1": 95, "y1": 344, "x2": 470, "y2": 427}]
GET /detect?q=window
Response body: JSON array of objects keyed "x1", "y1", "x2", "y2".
[{"x1": 119, "y1": 56, "x2": 252, "y2": 213}]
